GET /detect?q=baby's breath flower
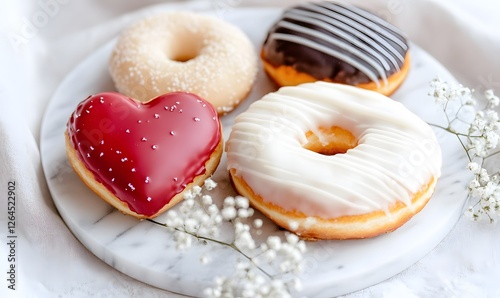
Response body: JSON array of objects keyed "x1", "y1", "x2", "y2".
[
  {"x1": 207, "y1": 204, "x2": 218, "y2": 215},
  {"x1": 235, "y1": 196, "x2": 250, "y2": 209},
  {"x1": 253, "y1": 218, "x2": 263, "y2": 228},
  {"x1": 221, "y1": 206, "x2": 237, "y2": 220},
  {"x1": 464, "y1": 206, "x2": 477, "y2": 221},
  {"x1": 264, "y1": 249, "x2": 277, "y2": 262},
  {"x1": 286, "y1": 233, "x2": 299, "y2": 245},
  {"x1": 183, "y1": 189, "x2": 196, "y2": 200},
  {"x1": 485, "y1": 131, "x2": 499, "y2": 149},
  {"x1": 201, "y1": 195, "x2": 213, "y2": 205},
  {"x1": 234, "y1": 222, "x2": 256, "y2": 250},
  {"x1": 485, "y1": 89, "x2": 500, "y2": 108},
  {"x1": 204, "y1": 178, "x2": 218, "y2": 190},
  {"x1": 287, "y1": 220, "x2": 299, "y2": 231},
  {"x1": 237, "y1": 208, "x2": 252, "y2": 218},
  {"x1": 464, "y1": 97, "x2": 477, "y2": 106},
  {"x1": 429, "y1": 77, "x2": 450, "y2": 103},
  {"x1": 431, "y1": 79, "x2": 500, "y2": 222},
  {"x1": 174, "y1": 231, "x2": 193, "y2": 250},
  {"x1": 192, "y1": 185, "x2": 202, "y2": 196},
  {"x1": 184, "y1": 218, "x2": 198, "y2": 233},
  {"x1": 267, "y1": 236, "x2": 282, "y2": 251},
  {"x1": 467, "y1": 162, "x2": 480, "y2": 173},
  {"x1": 149, "y1": 177, "x2": 307, "y2": 297},
  {"x1": 485, "y1": 110, "x2": 499, "y2": 123}
]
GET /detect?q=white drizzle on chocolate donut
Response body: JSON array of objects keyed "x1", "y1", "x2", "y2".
[{"x1": 262, "y1": 1, "x2": 409, "y2": 86}]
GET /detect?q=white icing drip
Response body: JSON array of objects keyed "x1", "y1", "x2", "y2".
[
  {"x1": 271, "y1": 32, "x2": 383, "y2": 86},
  {"x1": 226, "y1": 82, "x2": 442, "y2": 218},
  {"x1": 285, "y1": 9, "x2": 401, "y2": 70}
]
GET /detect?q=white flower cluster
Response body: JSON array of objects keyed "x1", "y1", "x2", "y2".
[
  {"x1": 430, "y1": 77, "x2": 500, "y2": 222},
  {"x1": 204, "y1": 233, "x2": 306, "y2": 298},
  {"x1": 468, "y1": 90, "x2": 500, "y2": 157},
  {"x1": 430, "y1": 77, "x2": 475, "y2": 106},
  {"x1": 163, "y1": 181, "x2": 223, "y2": 249},
  {"x1": 465, "y1": 162, "x2": 500, "y2": 221},
  {"x1": 150, "y1": 178, "x2": 307, "y2": 297}
]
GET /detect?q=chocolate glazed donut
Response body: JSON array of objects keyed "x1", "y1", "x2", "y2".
[{"x1": 261, "y1": 1, "x2": 410, "y2": 95}]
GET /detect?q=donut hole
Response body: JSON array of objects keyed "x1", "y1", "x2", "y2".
[
  {"x1": 170, "y1": 50, "x2": 198, "y2": 63},
  {"x1": 303, "y1": 126, "x2": 357, "y2": 155},
  {"x1": 167, "y1": 38, "x2": 203, "y2": 63}
]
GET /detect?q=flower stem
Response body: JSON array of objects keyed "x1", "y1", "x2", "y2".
[
  {"x1": 485, "y1": 150, "x2": 500, "y2": 159},
  {"x1": 147, "y1": 219, "x2": 273, "y2": 279},
  {"x1": 428, "y1": 123, "x2": 472, "y2": 161},
  {"x1": 428, "y1": 123, "x2": 469, "y2": 136}
]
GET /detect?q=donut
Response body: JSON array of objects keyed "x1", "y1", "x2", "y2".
[
  {"x1": 226, "y1": 82, "x2": 441, "y2": 240},
  {"x1": 109, "y1": 12, "x2": 258, "y2": 114},
  {"x1": 65, "y1": 92, "x2": 223, "y2": 219},
  {"x1": 261, "y1": 1, "x2": 410, "y2": 96}
]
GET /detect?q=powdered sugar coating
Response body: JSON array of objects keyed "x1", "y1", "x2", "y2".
[{"x1": 109, "y1": 12, "x2": 258, "y2": 114}]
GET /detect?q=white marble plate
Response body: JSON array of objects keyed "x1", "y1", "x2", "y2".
[{"x1": 41, "y1": 8, "x2": 470, "y2": 298}]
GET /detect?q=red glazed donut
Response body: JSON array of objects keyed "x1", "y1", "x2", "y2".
[{"x1": 65, "y1": 92, "x2": 223, "y2": 219}]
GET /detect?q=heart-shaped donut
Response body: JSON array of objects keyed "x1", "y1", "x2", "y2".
[{"x1": 65, "y1": 92, "x2": 223, "y2": 219}]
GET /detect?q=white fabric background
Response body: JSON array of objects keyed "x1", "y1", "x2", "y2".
[{"x1": 1, "y1": 0, "x2": 500, "y2": 297}]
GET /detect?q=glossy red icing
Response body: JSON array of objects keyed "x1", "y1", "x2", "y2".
[{"x1": 67, "y1": 92, "x2": 221, "y2": 216}]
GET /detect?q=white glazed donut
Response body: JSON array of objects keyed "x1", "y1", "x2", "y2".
[
  {"x1": 109, "y1": 12, "x2": 258, "y2": 114},
  {"x1": 226, "y1": 82, "x2": 442, "y2": 240}
]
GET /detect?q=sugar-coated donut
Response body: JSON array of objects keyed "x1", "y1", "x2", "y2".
[
  {"x1": 226, "y1": 82, "x2": 441, "y2": 240},
  {"x1": 65, "y1": 92, "x2": 223, "y2": 219},
  {"x1": 261, "y1": 1, "x2": 410, "y2": 96},
  {"x1": 109, "y1": 12, "x2": 258, "y2": 114}
]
